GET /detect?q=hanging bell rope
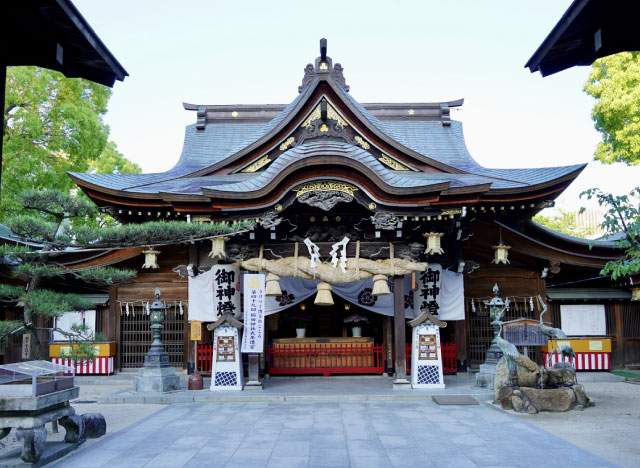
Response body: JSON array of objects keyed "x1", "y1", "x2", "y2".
[{"x1": 314, "y1": 281, "x2": 334, "y2": 306}]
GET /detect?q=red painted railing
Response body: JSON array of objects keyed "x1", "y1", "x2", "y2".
[
  {"x1": 406, "y1": 342, "x2": 457, "y2": 374},
  {"x1": 197, "y1": 344, "x2": 213, "y2": 374},
  {"x1": 197, "y1": 341, "x2": 458, "y2": 376},
  {"x1": 268, "y1": 343, "x2": 384, "y2": 376}
]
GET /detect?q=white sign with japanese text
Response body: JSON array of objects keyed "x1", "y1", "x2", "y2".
[
  {"x1": 212, "y1": 265, "x2": 241, "y2": 319},
  {"x1": 241, "y1": 274, "x2": 265, "y2": 353}
]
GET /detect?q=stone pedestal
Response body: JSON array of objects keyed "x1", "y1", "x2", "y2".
[
  {"x1": 133, "y1": 339, "x2": 180, "y2": 393},
  {"x1": 475, "y1": 342, "x2": 503, "y2": 389}
]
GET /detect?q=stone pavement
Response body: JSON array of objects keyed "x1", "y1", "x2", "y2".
[{"x1": 50, "y1": 400, "x2": 616, "y2": 468}]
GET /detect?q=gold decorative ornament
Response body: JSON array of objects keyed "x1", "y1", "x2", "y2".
[
  {"x1": 631, "y1": 287, "x2": 640, "y2": 301},
  {"x1": 241, "y1": 155, "x2": 272, "y2": 173},
  {"x1": 424, "y1": 232, "x2": 444, "y2": 255},
  {"x1": 368, "y1": 203, "x2": 377, "y2": 210},
  {"x1": 301, "y1": 101, "x2": 348, "y2": 129},
  {"x1": 320, "y1": 123, "x2": 329, "y2": 132},
  {"x1": 440, "y1": 208, "x2": 462, "y2": 216},
  {"x1": 231, "y1": 111, "x2": 238, "y2": 118},
  {"x1": 208, "y1": 237, "x2": 227, "y2": 260},
  {"x1": 344, "y1": 303, "x2": 351, "y2": 311},
  {"x1": 293, "y1": 181, "x2": 359, "y2": 198},
  {"x1": 142, "y1": 248, "x2": 160, "y2": 269},
  {"x1": 319, "y1": 62, "x2": 329, "y2": 70},
  {"x1": 279, "y1": 137, "x2": 295, "y2": 151},
  {"x1": 191, "y1": 215, "x2": 212, "y2": 224},
  {"x1": 408, "y1": 109, "x2": 415, "y2": 115},
  {"x1": 310, "y1": 216, "x2": 316, "y2": 222},
  {"x1": 354, "y1": 136, "x2": 371, "y2": 150},
  {"x1": 379, "y1": 154, "x2": 410, "y2": 171},
  {"x1": 275, "y1": 204, "x2": 283, "y2": 212},
  {"x1": 492, "y1": 242, "x2": 511, "y2": 265}
]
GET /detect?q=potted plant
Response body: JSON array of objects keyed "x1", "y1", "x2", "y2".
[
  {"x1": 344, "y1": 314, "x2": 369, "y2": 337},
  {"x1": 291, "y1": 309, "x2": 311, "y2": 338}
]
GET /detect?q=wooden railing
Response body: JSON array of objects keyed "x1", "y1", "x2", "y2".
[
  {"x1": 268, "y1": 343, "x2": 384, "y2": 376},
  {"x1": 197, "y1": 341, "x2": 458, "y2": 375}
]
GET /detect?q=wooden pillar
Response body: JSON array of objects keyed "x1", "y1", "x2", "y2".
[
  {"x1": 186, "y1": 244, "x2": 199, "y2": 372},
  {"x1": 383, "y1": 315, "x2": 393, "y2": 375},
  {"x1": 613, "y1": 302, "x2": 625, "y2": 369},
  {"x1": 393, "y1": 275, "x2": 407, "y2": 381},
  {"x1": 248, "y1": 354, "x2": 260, "y2": 383}
]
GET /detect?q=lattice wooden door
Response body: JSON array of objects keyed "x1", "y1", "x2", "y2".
[{"x1": 120, "y1": 305, "x2": 185, "y2": 368}]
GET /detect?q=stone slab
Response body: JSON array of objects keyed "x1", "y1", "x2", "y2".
[
  {"x1": 0, "y1": 388, "x2": 79, "y2": 412},
  {"x1": 0, "y1": 441, "x2": 81, "y2": 468},
  {"x1": 432, "y1": 395, "x2": 479, "y2": 405}
]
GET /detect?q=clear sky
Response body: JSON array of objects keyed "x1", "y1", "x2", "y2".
[{"x1": 73, "y1": 0, "x2": 638, "y2": 211}]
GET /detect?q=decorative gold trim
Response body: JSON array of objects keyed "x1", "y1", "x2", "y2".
[
  {"x1": 275, "y1": 204, "x2": 283, "y2": 212},
  {"x1": 320, "y1": 124, "x2": 329, "y2": 132},
  {"x1": 327, "y1": 104, "x2": 348, "y2": 128},
  {"x1": 293, "y1": 181, "x2": 359, "y2": 198},
  {"x1": 354, "y1": 136, "x2": 371, "y2": 150},
  {"x1": 408, "y1": 109, "x2": 415, "y2": 115},
  {"x1": 279, "y1": 137, "x2": 295, "y2": 151},
  {"x1": 301, "y1": 101, "x2": 349, "y2": 129},
  {"x1": 368, "y1": 203, "x2": 377, "y2": 210},
  {"x1": 319, "y1": 62, "x2": 329, "y2": 70},
  {"x1": 440, "y1": 209, "x2": 462, "y2": 216},
  {"x1": 379, "y1": 154, "x2": 410, "y2": 171},
  {"x1": 241, "y1": 155, "x2": 271, "y2": 173},
  {"x1": 192, "y1": 215, "x2": 212, "y2": 224}
]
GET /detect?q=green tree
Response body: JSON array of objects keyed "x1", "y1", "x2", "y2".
[
  {"x1": 581, "y1": 188, "x2": 640, "y2": 280},
  {"x1": 533, "y1": 209, "x2": 595, "y2": 238},
  {"x1": 584, "y1": 52, "x2": 640, "y2": 165},
  {"x1": 89, "y1": 141, "x2": 141, "y2": 175},
  {"x1": 0, "y1": 189, "x2": 253, "y2": 360}
]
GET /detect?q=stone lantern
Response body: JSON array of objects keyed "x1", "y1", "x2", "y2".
[{"x1": 134, "y1": 288, "x2": 180, "y2": 393}]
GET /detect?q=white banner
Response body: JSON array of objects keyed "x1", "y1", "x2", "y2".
[
  {"x1": 415, "y1": 264, "x2": 443, "y2": 317},
  {"x1": 212, "y1": 265, "x2": 241, "y2": 319},
  {"x1": 440, "y1": 270, "x2": 465, "y2": 320},
  {"x1": 188, "y1": 268, "x2": 215, "y2": 322},
  {"x1": 242, "y1": 274, "x2": 265, "y2": 353}
]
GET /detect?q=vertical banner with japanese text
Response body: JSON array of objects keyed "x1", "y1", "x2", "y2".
[
  {"x1": 242, "y1": 274, "x2": 265, "y2": 353},
  {"x1": 415, "y1": 263, "x2": 442, "y2": 317},
  {"x1": 212, "y1": 265, "x2": 241, "y2": 318}
]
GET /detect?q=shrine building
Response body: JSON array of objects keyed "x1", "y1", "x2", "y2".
[{"x1": 62, "y1": 40, "x2": 638, "y2": 379}]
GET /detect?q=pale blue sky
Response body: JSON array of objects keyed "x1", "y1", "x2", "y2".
[{"x1": 73, "y1": 0, "x2": 638, "y2": 210}]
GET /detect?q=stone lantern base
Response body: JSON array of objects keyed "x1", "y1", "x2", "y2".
[{"x1": 133, "y1": 347, "x2": 181, "y2": 393}]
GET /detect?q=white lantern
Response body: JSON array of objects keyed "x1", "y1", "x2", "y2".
[
  {"x1": 631, "y1": 287, "x2": 640, "y2": 301},
  {"x1": 142, "y1": 248, "x2": 160, "y2": 269},
  {"x1": 491, "y1": 242, "x2": 511, "y2": 265},
  {"x1": 208, "y1": 237, "x2": 227, "y2": 260},
  {"x1": 424, "y1": 232, "x2": 444, "y2": 255}
]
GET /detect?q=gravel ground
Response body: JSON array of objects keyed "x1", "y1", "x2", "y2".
[{"x1": 509, "y1": 381, "x2": 640, "y2": 468}]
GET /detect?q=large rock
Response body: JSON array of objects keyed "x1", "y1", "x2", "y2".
[
  {"x1": 573, "y1": 385, "x2": 594, "y2": 408},
  {"x1": 494, "y1": 355, "x2": 541, "y2": 400},
  {"x1": 543, "y1": 367, "x2": 576, "y2": 387},
  {"x1": 520, "y1": 387, "x2": 576, "y2": 412}
]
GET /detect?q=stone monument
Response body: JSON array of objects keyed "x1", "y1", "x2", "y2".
[
  {"x1": 208, "y1": 313, "x2": 244, "y2": 391},
  {"x1": 134, "y1": 288, "x2": 181, "y2": 393}
]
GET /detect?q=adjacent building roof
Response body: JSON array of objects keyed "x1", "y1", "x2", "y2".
[
  {"x1": 3, "y1": 0, "x2": 128, "y2": 87},
  {"x1": 526, "y1": 0, "x2": 640, "y2": 76}
]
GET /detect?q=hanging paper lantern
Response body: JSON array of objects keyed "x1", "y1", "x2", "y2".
[
  {"x1": 372, "y1": 274, "x2": 391, "y2": 296},
  {"x1": 314, "y1": 281, "x2": 334, "y2": 306},
  {"x1": 632, "y1": 287, "x2": 640, "y2": 301},
  {"x1": 491, "y1": 242, "x2": 511, "y2": 264},
  {"x1": 208, "y1": 237, "x2": 227, "y2": 260},
  {"x1": 142, "y1": 248, "x2": 160, "y2": 269},
  {"x1": 424, "y1": 232, "x2": 444, "y2": 255},
  {"x1": 265, "y1": 273, "x2": 282, "y2": 296}
]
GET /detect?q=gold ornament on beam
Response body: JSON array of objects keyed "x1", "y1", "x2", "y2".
[
  {"x1": 372, "y1": 274, "x2": 390, "y2": 296},
  {"x1": 208, "y1": 237, "x2": 227, "y2": 260},
  {"x1": 631, "y1": 287, "x2": 640, "y2": 301},
  {"x1": 142, "y1": 248, "x2": 160, "y2": 269},
  {"x1": 424, "y1": 232, "x2": 444, "y2": 255},
  {"x1": 315, "y1": 281, "x2": 334, "y2": 306},
  {"x1": 265, "y1": 273, "x2": 282, "y2": 297}
]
